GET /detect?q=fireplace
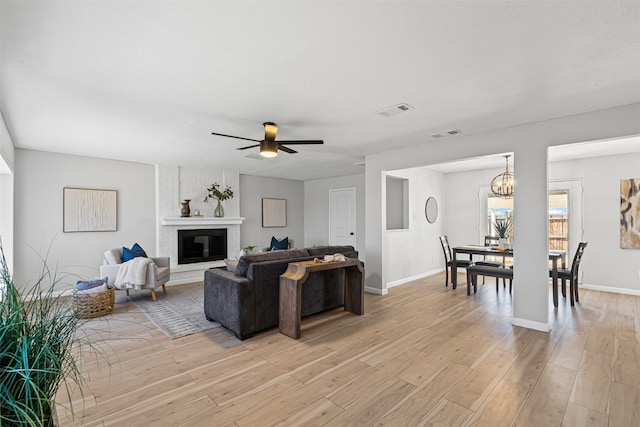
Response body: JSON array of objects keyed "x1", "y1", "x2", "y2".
[{"x1": 177, "y1": 229, "x2": 227, "y2": 265}]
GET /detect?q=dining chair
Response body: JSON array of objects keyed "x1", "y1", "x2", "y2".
[
  {"x1": 481, "y1": 235, "x2": 506, "y2": 285},
  {"x1": 439, "y1": 235, "x2": 472, "y2": 287},
  {"x1": 549, "y1": 241, "x2": 587, "y2": 306}
]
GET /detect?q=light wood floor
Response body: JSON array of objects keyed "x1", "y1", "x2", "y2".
[{"x1": 57, "y1": 272, "x2": 640, "y2": 426}]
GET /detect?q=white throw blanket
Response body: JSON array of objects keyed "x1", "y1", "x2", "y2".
[{"x1": 114, "y1": 257, "x2": 155, "y2": 290}]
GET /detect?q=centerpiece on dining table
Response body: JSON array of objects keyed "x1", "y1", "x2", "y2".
[{"x1": 493, "y1": 217, "x2": 512, "y2": 249}]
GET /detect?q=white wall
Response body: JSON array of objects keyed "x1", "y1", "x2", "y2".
[
  {"x1": 384, "y1": 167, "x2": 445, "y2": 286},
  {"x1": 444, "y1": 168, "x2": 499, "y2": 247},
  {"x1": 14, "y1": 149, "x2": 155, "y2": 292},
  {"x1": 0, "y1": 113, "x2": 15, "y2": 272},
  {"x1": 239, "y1": 175, "x2": 304, "y2": 251},
  {"x1": 550, "y1": 153, "x2": 640, "y2": 292},
  {"x1": 304, "y1": 173, "x2": 365, "y2": 258},
  {"x1": 365, "y1": 103, "x2": 640, "y2": 330}
]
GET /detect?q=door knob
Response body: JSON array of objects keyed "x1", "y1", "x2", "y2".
[{"x1": 350, "y1": 232, "x2": 354, "y2": 235}]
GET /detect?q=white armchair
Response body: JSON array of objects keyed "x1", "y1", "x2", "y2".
[{"x1": 100, "y1": 249, "x2": 170, "y2": 301}]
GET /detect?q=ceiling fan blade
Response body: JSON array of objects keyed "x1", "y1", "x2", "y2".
[
  {"x1": 278, "y1": 145, "x2": 297, "y2": 154},
  {"x1": 236, "y1": 144, "x2": 261, "y2": 150},
  {"x1": 211, "y1": 132, "x2": 262, "y2": 143},
  {"x1": 276, "y1": 140, "x2": 324, "y2": 145}
]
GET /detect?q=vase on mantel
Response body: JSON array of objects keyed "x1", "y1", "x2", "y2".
[
  {"x1": 214, "y1": 200, "x2": 224, "y2": 217},
  {"x1": 180, "y1": 200, "x2": 191, "y2": 218}
]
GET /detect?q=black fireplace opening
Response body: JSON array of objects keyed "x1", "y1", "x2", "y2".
[{"x1": 177, "y1": 229, "x2": 227, "y2": 265}]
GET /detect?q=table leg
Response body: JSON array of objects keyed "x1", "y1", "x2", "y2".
[
  {"x1": 345, "y1": 265, "x2": 364, "y2": 315},
  {"x1": 279, "y1": 277, "x2": 302, "y2": 339},
  {"x1": 552, "y1": 258, "x2": 558, "y2": 308},
  {"x1": 452, "y1": 250, "x2": 458, "y2": 290}
]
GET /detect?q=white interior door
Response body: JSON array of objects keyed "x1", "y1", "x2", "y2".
[{"x1": 329, "y1": 188, "x2": 356, "y2": 247}]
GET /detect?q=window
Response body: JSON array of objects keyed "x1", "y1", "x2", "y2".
[
  {"x1": 485, "y1": 190, "x2": 569, "y2": 251},
  {"x1": 548, "y1": 190, "x2": 569, "y2": 251}
]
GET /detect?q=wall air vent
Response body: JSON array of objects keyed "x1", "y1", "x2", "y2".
[
  {"x1": 431, "y1": 129, "x2": 462, "y2": 139},
  {"x1": 376, "y1": 103, "x2": 414, "y2": 117}
]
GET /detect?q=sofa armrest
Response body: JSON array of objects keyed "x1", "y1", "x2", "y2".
[
  {"x1": 150, "y1": 257, "x2": 170, "y2": 268},
  {"x1": 99, "y1": 264, "x2": 121, "y2": 287},
  {"x1": 204, "y1": 269, "x2": 255, "y2": 340}
]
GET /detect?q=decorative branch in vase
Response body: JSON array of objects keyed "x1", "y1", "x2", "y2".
[{"x1": 203, "y1": 183, "x2": 234, "y2": 217}]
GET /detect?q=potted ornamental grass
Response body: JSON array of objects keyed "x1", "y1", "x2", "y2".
[
  {"x1": 493, "y1": 217, "x2": 513, "y2": 248},
  {"x1": 0, "y1": 242, "x2": 86, "y2": 426}
]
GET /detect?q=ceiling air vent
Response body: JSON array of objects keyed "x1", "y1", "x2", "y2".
[
  {"x1": 431, "y1": 129, "x2": 462, "y2": 139},
  {"x1": 376, "y1": 103, "x2": 414, "y2": 117},
  {"x1": 243, "y1": 153, "x2": 264, "y2": 160}
]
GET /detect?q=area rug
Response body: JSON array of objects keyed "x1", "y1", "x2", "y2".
[{"x1": 127, "y1": 283, "x2": 220, "y2": 339}]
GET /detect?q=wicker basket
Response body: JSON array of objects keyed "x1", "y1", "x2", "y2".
[{"x1": 73, "y1": 287, "x2": 115, "y2": 319}]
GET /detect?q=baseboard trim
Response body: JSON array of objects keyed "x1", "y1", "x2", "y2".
[
  {"x1": 27, "y1": 289, "x2": 74, "y2": 301},
  {"x1": 386, "y1": 268, "x2": 443, "y2": 289},
  {"x1": 512, "y1": 317, "x2": 550, "y2": 332},
  {"x1": 580, "y1": 283, "x2": 640, "y2": 296},
  {"x1": 365, "y1": 286, "x2": 387, "y2": 295}
]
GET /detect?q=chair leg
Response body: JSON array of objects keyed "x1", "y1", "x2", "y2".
[
  {"x1": 162, "y1": 284, "x2": 167, "y2": 294},
  {"x1": 126, "y1": 289, "x2": 129, "y2": 296},
  {"x1": 445, "y1": 265, "x2": 449, "y2": 287},
  {"x1": 561, "y1": 278, "x2": 566, "y2": 298},
  {"x1": 574, "y1": 280, "x2": 579, "y2": 302},
  {"x1": 150, "y1": 289, "x2": 157, "y2": 302},
  {"x1": 509, "y1": 279, "x2": 512, "y2": 294},
  {"x1": 569, "y1": 279, "x2": 575, "y2": 307}
]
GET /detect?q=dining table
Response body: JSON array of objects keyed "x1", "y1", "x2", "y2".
[{"x1": 451, "y1": 245, "x2": 567, "y2": 307}]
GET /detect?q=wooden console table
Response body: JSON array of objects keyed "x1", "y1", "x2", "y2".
[{"x1": 279, "y1": 258, "x2": 365, "y2": 339}]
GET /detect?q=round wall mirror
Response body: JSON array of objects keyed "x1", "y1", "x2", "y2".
[{"x1": 425, "y1": 197, "x2": 438, "y2": 223}]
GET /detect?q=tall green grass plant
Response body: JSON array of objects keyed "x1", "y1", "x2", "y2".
[{"x1": 0, "y1": 243, "x2": 84, "y2": 426}]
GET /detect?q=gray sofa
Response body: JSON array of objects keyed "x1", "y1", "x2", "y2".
[{"x1": 204, "y1": 245, "x2": 359, "y2": 339}]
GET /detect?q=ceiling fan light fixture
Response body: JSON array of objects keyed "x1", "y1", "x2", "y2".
[
  {"x1": 490, "y1": 154, "x2": 515, "y2": 199},
  {"x1": 260, "y1": 140, "x2": 278, "y2": 158},
  {"x1": 263, "y1": 122, "x2": 278, "y2": 141}
]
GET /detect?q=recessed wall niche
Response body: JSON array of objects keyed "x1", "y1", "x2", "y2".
[{"x1": 386, "y1": 175, "x2": 409, "y2": 230}]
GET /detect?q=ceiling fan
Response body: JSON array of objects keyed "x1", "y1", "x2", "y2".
[{"x1": 211, "y1": 122, "x2": 323, "y2": 158}]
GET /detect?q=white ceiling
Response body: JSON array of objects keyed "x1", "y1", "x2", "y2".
[{"x1": 1, "y1": 1, "x2": 639, "y2": 181}]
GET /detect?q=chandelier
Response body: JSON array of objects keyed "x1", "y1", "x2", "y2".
[{"x1": 491, "y1": 155, "x2": 514, "y2": 199}]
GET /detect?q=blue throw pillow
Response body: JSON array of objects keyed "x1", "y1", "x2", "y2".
[
  {"x1": 270, "y1": 236, "x2": 288, "y2": 251},
  {"x1": 77, "y1": 277, "x2": 108, "y2": 291},
  {"x1": 122, "y1": 243, "x2": 148, "y2": 262}
]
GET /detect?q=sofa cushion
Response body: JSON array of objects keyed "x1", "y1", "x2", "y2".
[
  {"x1": 307, "y1": 245, "x2": 356, "y2": 257},
  {"x1": 76, "y1": 277, "x2": 109, "y2": 291},
  {"x1": 235, "y1": 248, "x2": 310, "y2": 277},
  {"x1": 75, "y1": 282, "x2": 109, "y2": 294},
  {"x1": 270, "y1": 236, "x2": 289, "y2": 251},
  {"x1": 224, "y1": 259, "x2": 239, "y2": 273},
  {"x1": 122, "y1": 243, "x2": 148, "y2": 262},
  {"x1": 104, "y1": 249, "x2": 122, "y2": 265}
]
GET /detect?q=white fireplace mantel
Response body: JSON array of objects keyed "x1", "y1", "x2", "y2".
[{"x1": 161, "y1": 217, "x2": 245, "y2": 226}]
